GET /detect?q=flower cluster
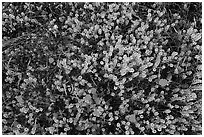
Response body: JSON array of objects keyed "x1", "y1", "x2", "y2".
[{"x1": 2, "y1": 2, "x2": 202, "y2": 135}]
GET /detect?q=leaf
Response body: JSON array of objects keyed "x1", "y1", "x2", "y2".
[
  {"x1": 196, "y1": 65, "x2": 202, "y2": 71},
  {"x1": 164, "y1": 109, "x2": 171, "y2": 113},
  {"x1": 15, "y1": 95, "x2": 24, "y2": 104},
  {"x1": 84, "y1": 95, "x2": 92, "y2": 104},
  {"x1": 159, "y1": 79, "x2": 169, "y2": 87},
  {"x1": 193, "y1": 33, "x2": 201, "y2": 41},
  {"x1": 192, "y1": 79, "x2": 202, "y2": 85},
  {"x1": 126, "y1": 114, "x2": 136, "y2": 123},
  {"x1": 153, "y1": 53, "x2": 161, "y2": 69},
  {"x1": 93, "y1": 109, "x2": 101, "y2": 117},
  {"x1": 191, "y1": 84, "x2": 202, "y2": 91},
  {"x1": 93, "y1": 93, "x2": 101, "y2": 105}
]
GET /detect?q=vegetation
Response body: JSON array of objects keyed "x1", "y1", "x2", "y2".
[{"x1": 2, "y1": 2, "x2": 202, "y2": 135}]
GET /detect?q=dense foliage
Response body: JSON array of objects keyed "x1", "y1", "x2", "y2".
[{"x1": 2, "y1": 2, "x2": 202, "y2": 135}]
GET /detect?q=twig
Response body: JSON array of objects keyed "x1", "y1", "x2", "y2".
[
  {"x1": 90, "y1": 75, "x2": 97, "y2": 86},
  {"x1": 63, "y1": 84, "x2": 67, "y2": 96}
]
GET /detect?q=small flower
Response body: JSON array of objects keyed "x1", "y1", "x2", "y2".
[
  {"x1": 129, "y1": 68, "x2": 134, "y2": 73},
  {"x1": 53, "y1": 24, "x2": 58, "y2": 30},
  {"x1": 125, "y1": 131, "x2": 130, "y2": 135}
]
